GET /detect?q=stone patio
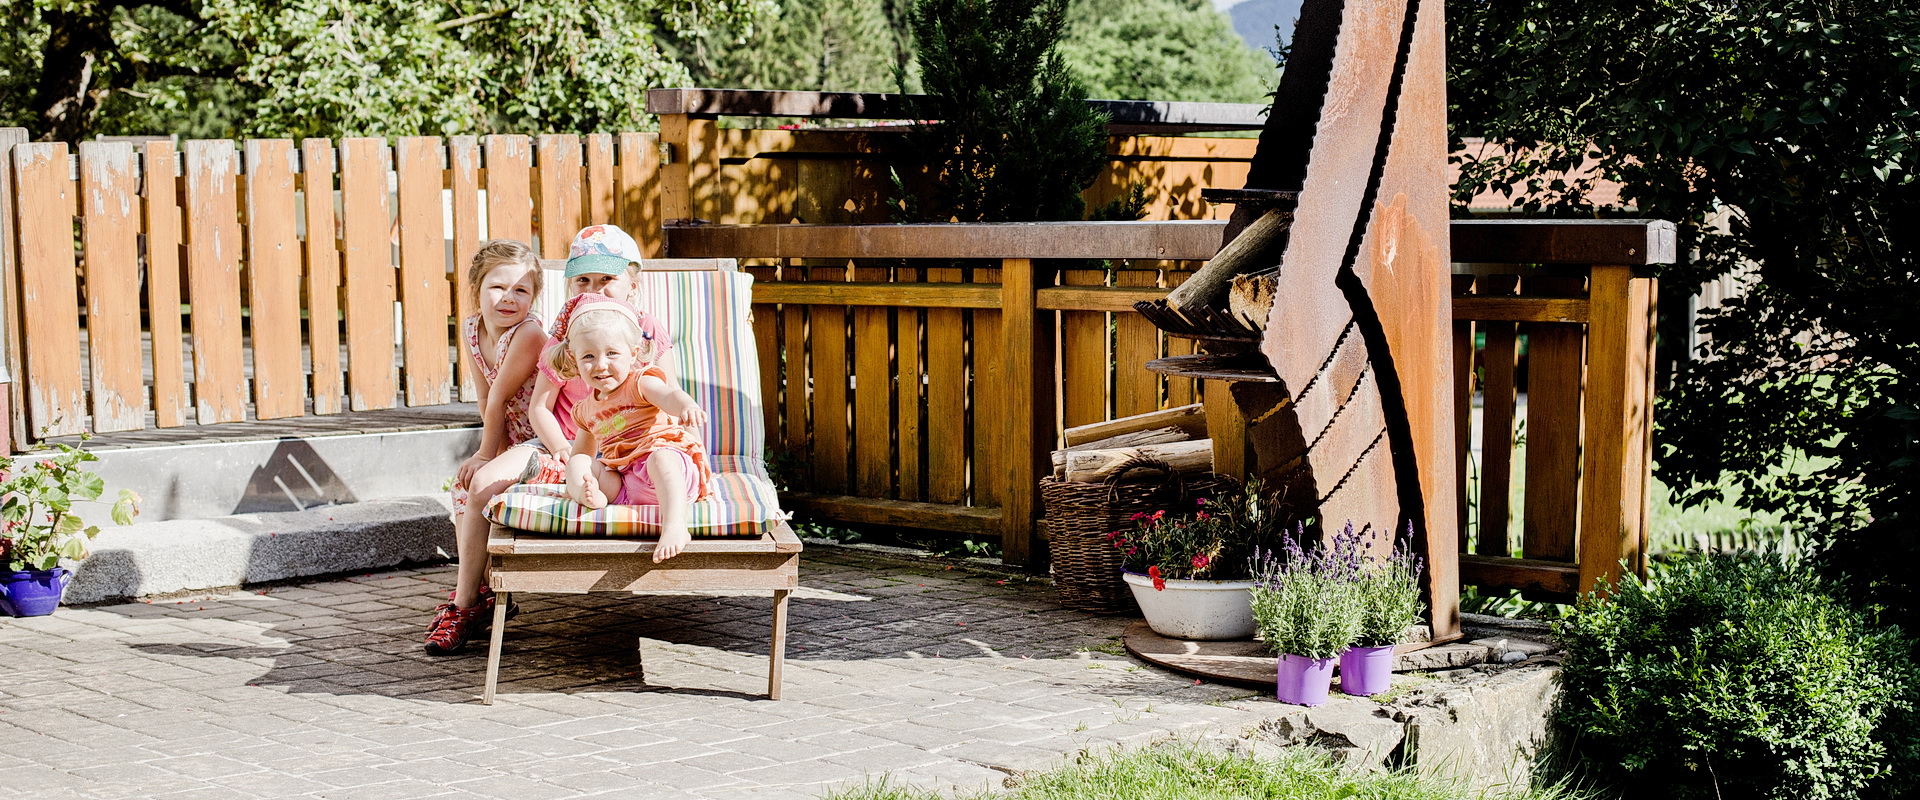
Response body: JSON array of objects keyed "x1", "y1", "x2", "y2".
[{"x1": 0, "y1": 547, "x2": 1295, "y2": 799}]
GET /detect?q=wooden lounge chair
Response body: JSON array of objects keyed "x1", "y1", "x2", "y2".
[{"x1": 481, "y1": 258, "x2": 797, "y2": 704}]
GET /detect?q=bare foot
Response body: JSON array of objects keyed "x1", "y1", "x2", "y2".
[
  {"x1": 654, "y1": 526, "x2": 691, "y2": 563},
  {"x1": 577, "y1": 476, "x2": 609, "y2": 509}
]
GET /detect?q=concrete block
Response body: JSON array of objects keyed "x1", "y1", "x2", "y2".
[
  {"x1": 1260, "y1": 703, "x2": 1405, "y2": 767},
  {"x1": 1391, "y1": 664, "x2": 1561, "y2": 792},
  {"x1": 64, "y1": 496, "x2": 455, "y2": 604},
  {"x1": 41, "y1": 428, "x2": 478, "y2": 526},
  {"x1": 1395, "y1": 643, "x2": 1491, "y2": 671},
  {"x1": 1468, "y1": 637, "x2": 1558, "y2": 659}
]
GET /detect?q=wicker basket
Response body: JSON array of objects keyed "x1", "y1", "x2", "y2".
[{"x1": 1041, "y1": 460, "x2": 1240, "y2": 614}]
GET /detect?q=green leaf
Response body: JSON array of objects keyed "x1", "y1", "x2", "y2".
[
  {"x1": 54, "y1": 514, "x2": 83, "y2": 536},
  {"x1": 112, "y1": 490, "x2": 141, "y2": 526},
  {"x1": 67, "y1": 471, "x2": 105, "y2": 502},
  {"x1": 57, "y1": 537, "x2": 86, "y2": 559}
]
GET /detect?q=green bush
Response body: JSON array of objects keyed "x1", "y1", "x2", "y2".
[{"x1": 1555, "y1": 555, "x2": 1917, "y2": 799}]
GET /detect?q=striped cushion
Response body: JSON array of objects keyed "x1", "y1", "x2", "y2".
[
  {"x1": 639, "y1": 269, "x2": 764, "y2": 458},
  {"x1": 485, "y1": 457, "x2": 783, "y2": 538},
  {"x1": 485, "y1": 265, "x2": 781, "y2": 539}
]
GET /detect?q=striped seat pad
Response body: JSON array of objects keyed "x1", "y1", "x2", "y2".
[
  {"x1": 485, "y1": 457, "x2": 782, "y2": 538},
  {"x1": 639, "y1": 269, "x2": 764, "y2": 458}
]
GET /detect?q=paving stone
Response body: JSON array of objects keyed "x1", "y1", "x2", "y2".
[{"x1": 1, "y1": 547, "x2": 1555, "y2": 797}]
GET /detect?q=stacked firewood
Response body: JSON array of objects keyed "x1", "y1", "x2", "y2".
[{"x1": 1050, "y1": 404, "x2": 1214, "y2": 483}]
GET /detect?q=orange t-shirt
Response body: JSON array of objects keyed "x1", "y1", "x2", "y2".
[{"x1": 569, "y1": 364, "x2": 712, "y2": 500}]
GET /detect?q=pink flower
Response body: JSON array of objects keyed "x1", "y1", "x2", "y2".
[
  {"x1": 1150, "y1": 510, "x2": 1165, "y2": 522},
  {"x1": 1148, "y1": 565, "x2": 1166, "y2": 591},
  {"x1": 1195, "y1": 497, "x2": 1208, "y2": 506},
  {"x1": 1191, "y1": 554, "x2": 1211, "y2": 570},
  {"x1": 1196, "y1": 512, "x2": 1210, "y2": 521},
  {"x1": 1128, "y1": 512, "x2": 1147, "y2": 521},
  {"x1": 1126, "y1": 547, "x2": 1138, "y2": 556}
]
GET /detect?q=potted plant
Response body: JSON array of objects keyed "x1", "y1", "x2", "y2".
[
  {"x1": 1109, "y1": 479, "x2": 1282, "y2": 640},
  {"x1": 1340, "y1": 524, "x2": 1424, "y2": 696},
  {"x1": 0, "y1": 441, "x2": 139, "y2": 617},
  {"x1": 1250, "y1": 524, "x2": 1365, "y2": 706}
]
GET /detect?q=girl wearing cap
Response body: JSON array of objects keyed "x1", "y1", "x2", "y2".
[
  {"x1": 427, "y1": 224, "x2": 675, "y2": 655},
  {"x1": 553, "y1": 296, "x2": 713, "y2": 562}
]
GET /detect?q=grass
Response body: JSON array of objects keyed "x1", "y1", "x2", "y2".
[{"x1": 819, "y1": 741, "x2": 1586, "y2": 800}]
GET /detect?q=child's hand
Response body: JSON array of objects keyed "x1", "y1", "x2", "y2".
[
  {"x1": 456, "y1": 454, "x2": 486, "y2": 488},
  {"x1": 677, "y1": 405, "x2": 709, "y2": 430}
]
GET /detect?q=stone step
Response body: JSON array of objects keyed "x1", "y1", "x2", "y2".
[{"x1": 64, "y1": 496, "x2": 454, "y2": 604}]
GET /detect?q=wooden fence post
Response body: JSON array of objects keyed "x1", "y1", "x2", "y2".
[
  {"x1": 15, "y1": 142, "x2": 86, "y2": 436},
  {"x1": 1000, "y1": 257, "x2": 1053, "y2": 569},
  {"x1": 0, "y1": 128, "x2": 29, "y2": 451},
  {"x1": 1204, "y1": 381, "x2": 1248, "y2": 478},
  {"x1": 1577, "y1": 264, "x2": 1655, "y2": 594},
  {"x1": 659, "y1": 113, "x2": 691, "y2": 224}
]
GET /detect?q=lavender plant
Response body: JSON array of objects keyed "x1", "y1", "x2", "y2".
[
  {"x1": 1248, "y1": 524, "x2": 1365, "y2": 659},
  {"x1": 1352, "y1": 524, "x2": 1426, "y2": 648}
]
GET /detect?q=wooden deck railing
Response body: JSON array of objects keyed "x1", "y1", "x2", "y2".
[
  {"x1": 667, "y1": 218, "x2": 1672, "y2": 595},
  {"x1": 1451, "y1": 220, "x2": 1672, "y2": 597}
]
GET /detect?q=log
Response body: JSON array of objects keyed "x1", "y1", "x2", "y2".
[
  {"x1": 1063, "y1": 403, "x2": 1208, "y2": 447},
  {"x1": 1064, "y1": 439, "x2": 1214, "y2": 483},
  {"x1": 1052, "y1": 426, "x2": 1192, "y2": 473},
  {"x1": 1229, "y1": 268, "x2": 1278, "y2": 331},
  {"x1": 1163, "y1": 208, "x2": 1290, "y2": 318}
]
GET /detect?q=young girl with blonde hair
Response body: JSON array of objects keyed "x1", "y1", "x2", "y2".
[{"x1": 552, "y1": 295, "x2": 712, "y2": 562}]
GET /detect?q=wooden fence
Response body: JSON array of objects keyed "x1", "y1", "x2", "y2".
[
  {"x1": 0, "y1": 88, "x2": 1666, "y2": 599},
  {"x1": 669, "y1": 218, "x2": 1671, "y2": 599},
  {"x1": 0, "y1": 96, "x2": 1257, "y2": 447}
]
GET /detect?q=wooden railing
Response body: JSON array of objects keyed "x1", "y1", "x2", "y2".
[
  {"x1": 668, "y1": 218, "x2": 1672, "y2": 593},
  {"x1": 1453, "y1": 221, "x2": 1671, "y2": 598}
]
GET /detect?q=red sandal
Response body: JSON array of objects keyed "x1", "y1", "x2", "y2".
[{"x1": 423, "y1": 602, "x2": 487, "y2": 655}]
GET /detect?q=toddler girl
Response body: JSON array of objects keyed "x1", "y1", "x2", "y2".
[{"x1": 552, "y1": 296, "x2": 713, "y2": 563}]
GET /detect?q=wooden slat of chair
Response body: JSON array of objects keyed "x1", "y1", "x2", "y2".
[{"x1": 483, "y1": 522, "x2": 800, "y2": 704}]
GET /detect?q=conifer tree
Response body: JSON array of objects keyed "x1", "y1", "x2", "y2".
[{"x1": 902, "y1": 0, "x2": 1109, "y2": 222}]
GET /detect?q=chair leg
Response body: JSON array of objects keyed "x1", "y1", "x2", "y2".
[
  {"x1": 483, "y1": 591, "x2": 510, "y2": 705},
  {"x1": 768, "y1": 588, "x2": 791, "y2": 700}
]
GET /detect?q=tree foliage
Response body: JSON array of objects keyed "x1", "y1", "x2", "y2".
[
  {"x1": 666, "y1": 0, "x2": 1269, "y2": 102},
  {"x1": 1448, "y1": 1, "x2": 1920, "y2": 624},
  {"x1": 666, "y1": 0, "x2": 917, "y2": 93},
  {"x1": 1059, "y1": 0, "x2": 1271, "y2": 103},
  {"x1": 900, "y1": 0, "x2": 1109, "y2": 222},
  {"x1": 3, "y1": 0, "x2": 768, "y2": 141}
]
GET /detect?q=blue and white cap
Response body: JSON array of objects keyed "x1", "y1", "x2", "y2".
[{"x1": 564, "y1": 224, "x2": 644, "y2": 278}]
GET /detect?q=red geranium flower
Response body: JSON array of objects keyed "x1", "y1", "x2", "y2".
[
  {"x1": 1191, "y1": 554, "x2": 1211, "y2": 570},
  {"x1": 1148, "y1": 565, "x2": 1166, "y2": 591}
]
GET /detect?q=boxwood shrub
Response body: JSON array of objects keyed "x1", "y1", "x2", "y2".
[{"x1": 1555, "y1": 554, "x2": 1917, "y2": 799}]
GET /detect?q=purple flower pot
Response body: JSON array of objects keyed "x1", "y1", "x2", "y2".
[
  {"x1": 1276, "y1": 653, "x2": 1337, "y2": 706},
  {"x1": 1339, "y1": 644, "x2": 1397, "y2": 696},
  {"x1": 0, "y1": 567, "x2": 70, "y2": 617}
]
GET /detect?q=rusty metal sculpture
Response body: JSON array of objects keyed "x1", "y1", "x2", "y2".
[{"x1": 1137, "y1": 0, "x2": 1458, "y2": 639}]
